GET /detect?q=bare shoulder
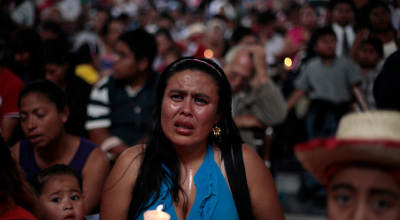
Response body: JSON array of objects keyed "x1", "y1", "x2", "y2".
[
  {"x1": 104, "y1": 144, "x2": 145, "y2": 189},
  {"x1": 240, "y1": 143, "x2": 271, "y2": 185},
  {"x1": 241, "y1": 144, "x2": 264, "y2": 167},
  {"x1": 241, "y1": 144, "x2": 285, "y2": 219},
  {"x1": 118, "y1": 144, "x2": 145, "y2": 169},
  {"x1": 100, "y1": 144, "x2": 146, "y2": 219}
]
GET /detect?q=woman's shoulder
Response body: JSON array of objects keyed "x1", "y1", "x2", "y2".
[
  {"x1": 102, "y1": 145, "x2": 145, "y2": 192},
  {"x1": 241, "y1": 144, "x2": 261, "y2": 161},
  {"x1": 112, "y1": 145, "x2": 145, "y2": 174},
  {"x1": 240, "y1": 144, "x2": 268, "y2": 174}
]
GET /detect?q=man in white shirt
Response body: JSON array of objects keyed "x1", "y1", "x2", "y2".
[{"x1": 329, "y1": 0, "x2": 356, "y2": 57}]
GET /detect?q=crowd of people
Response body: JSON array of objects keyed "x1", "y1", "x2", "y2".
[{"x1": 0, "y1": 0, "x2": 400, "y2": 219}]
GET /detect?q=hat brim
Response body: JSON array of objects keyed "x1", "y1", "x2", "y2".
[{"x1": 295, "y1": 138, "x2": 400, "y2": 185}]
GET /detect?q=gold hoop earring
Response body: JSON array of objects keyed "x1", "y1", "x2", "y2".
[{"x1": 212, "y1": 125, "x2": 221, "y2": 137}]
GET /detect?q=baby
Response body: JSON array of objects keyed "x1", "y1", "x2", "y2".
[{"x1": 31, "y1": 164, "x2": 85, "y2": 220}]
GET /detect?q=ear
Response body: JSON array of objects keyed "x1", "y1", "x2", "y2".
[
  {"x1": 137, "y1": 58, "x2": 149, "y2": 72},
  {"x1": 60, "y1": 106, "x2": 69, "y2": 124}
]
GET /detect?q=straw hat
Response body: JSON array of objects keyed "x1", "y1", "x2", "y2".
[{"x1": 295, "y1": 111, "x2": 400, "y2": 185}]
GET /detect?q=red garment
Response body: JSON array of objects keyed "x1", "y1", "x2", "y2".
[
  {"x1": 0, "y1": 204, "x2": 37, "y2": 220},
  {"x1": 0, "y1": 68, "x2": 24, "y2": 129}
]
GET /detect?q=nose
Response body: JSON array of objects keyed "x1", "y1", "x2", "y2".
[
  {"x1": 26, "y1": 117, "x2": 37, "y2": 131},
  {"x1": 180, "y1": 98, "x2": 192, "y2": 117},
  {"x1": 351, "y1": 201, "x2": 368, "y2": 220},
  {"x1": 64, "y1": 200, "x2": 73, "y2": 211}
]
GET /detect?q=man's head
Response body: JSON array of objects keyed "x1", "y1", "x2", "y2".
[
  {"x1": 113, "y1": 29, "x2": 157, "y2": 80},
  {"x1": 327, "y1": 164, "x2": 400, "y2": 220},
  {"x1": 224, "y1": 46, "x2": 254, "y2": 94},
  {"x1": 40, "y1": 39, "x2": 70, "y2": 87},
  {"x1": 329, "y1": 0, "x2": 355, "y2": 27},
  {"x1": 257, "y1": 10, "x2": 277, "y2": 39},
  {"x1": 295, "y1": 111, "x2": 400, "y2": 220}
]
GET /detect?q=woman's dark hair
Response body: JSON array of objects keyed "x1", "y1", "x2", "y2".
[
  {"x1": 0, "y1": 135, "x2": 39, "y2": 217},
  {"x1": 127, "y1": 57, "x2": 243, "y2": 218},
  {"x1": 18, "y1": 79, "x2": 67, "y2": 112},
  {"x1": 118, "y1": 28, "x2": 157, "y2": 72},
  {"x1": 30, "y1": 164, "x2": 83, "y2": 195},
  {"x1": 73, "y1": 43, "x2": 99, "y2": 65},
  {"x1": 40, "y1": 38, "x2": 70, "y2": 66}
]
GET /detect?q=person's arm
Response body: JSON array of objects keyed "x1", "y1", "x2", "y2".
[
  {"x1": 350, "y1": 28, "x2": 367, "y2": 62},
  {"x1": 2, "y1": 117, "x2": 19, "y2": 145},
  {"x1": 275, "y1": 37, "x2": 306, "y2": 61},
  {"x1": 86, "y1": 78, "x2": 129, "y2": 156},
  {"x1": 286, "y1": 89, "x2": 306, "y2": 110},
  {"x1": 88, "y1": 128, "x2": 129, "y2": 155},
  {"x1": 250, "y1": 45, "x2": 270, "y2": 87},
  {"x1": 10, "y1": 142, "x2": 20, "y2": 162},
  {"x1": 242, "y1": 144, "x2": 285, "y2": 219},
  {"x1": 234, "y1": 114, "x2": 265, "y2": 129},
  {"x1": 81, "y1": 147, "x2": 110, "y2": 215},
  {"x1": 249, "y1": 45, "x2": 287, "y2": 126},
  {"x1": 100, "y1": 145, "x2": 144, "y2": 220}
]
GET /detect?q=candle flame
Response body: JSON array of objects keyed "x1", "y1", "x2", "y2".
[
  {"x1": 204, "y1": 49, "x2": 213, "y2": 58},
  {"x1": 156, "y1": 204, "x2": 163, "y2": 212},
  {"x1": 284, "y1": 57, "x2": 292, "y2": 67}
]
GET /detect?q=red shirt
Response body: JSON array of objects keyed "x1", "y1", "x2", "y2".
[
  {"x1": 0, "y1": 204, "x2": 37, "y2": 220},
  {"x1": 0, "y1": 67, "x2": 24, "y2": 129}
]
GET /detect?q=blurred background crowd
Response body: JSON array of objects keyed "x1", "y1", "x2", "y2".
[{"x1": 1, "y1": 0, "x2": 400, "y2": 219}]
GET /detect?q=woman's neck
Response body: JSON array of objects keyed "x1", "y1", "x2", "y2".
[
  {"x1": 174, "y1": 142, "x2": 208, "y2": 166},
  {"x1": 35, "y1": 131, "x2": 71, "y2": 164}
]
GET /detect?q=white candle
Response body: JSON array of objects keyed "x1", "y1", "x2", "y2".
[{"x1": 143, "y1": 204, "x2": 170, "y2": 220}]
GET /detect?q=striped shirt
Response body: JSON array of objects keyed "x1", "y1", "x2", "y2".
[{"x1": 86, "y1": 73, "x2": 159, "y2": 145}]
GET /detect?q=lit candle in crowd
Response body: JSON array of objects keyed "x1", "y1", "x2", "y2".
[
  {"x1": 284, "y1": 57, "x2": 292, "y2": 70},
  {"x1": 143, "y1": 204, "x2": 170, "y2": 220},
  {"x1": 204, "y1": 49, "x2": 214, "y2": 58}
]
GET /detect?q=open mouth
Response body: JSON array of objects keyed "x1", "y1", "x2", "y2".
[
  {"x1": 64, "y1": 214, "x2": 75, "y2": 220},
  {"x1": 28, "y1": 135, "x2": 42, "y2": 144},
  {"x1": 174, "y1": 121, "x2": 194, "y2": 134},
  {"x1": 175, "y1": 125, "x2": 193, "y2": 129}
]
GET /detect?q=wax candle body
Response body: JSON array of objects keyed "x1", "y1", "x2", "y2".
[{"x1": 143, "y1": 209, "x2": 170, "y2": 220}]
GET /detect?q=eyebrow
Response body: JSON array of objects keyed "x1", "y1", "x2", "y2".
[
  {"x1": 330, "y1": 183, "x2": 356, "y2": 192},
  {"x1": 20, "y1": 107, "x2": 43, "y2": 114},
  {"x1": 49, "y1": 190, "x2": 61, "y2": 197},
  {"x1": 370, "y1": 189, "x2": 399, "y2": 199},
  {"x1": 168, "y1": 89, "x2": 211, "y2": 99}
]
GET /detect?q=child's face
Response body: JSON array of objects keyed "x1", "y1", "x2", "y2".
[
  {"x1": 358, "y1": 44, "x2": 380, "y2": 68},
  {"x1": 315, "y1": 34, "x2": 337, "y2": 58},
  {"x1": 39, "y1": 175, "x2": 84, "y2": 220}
]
